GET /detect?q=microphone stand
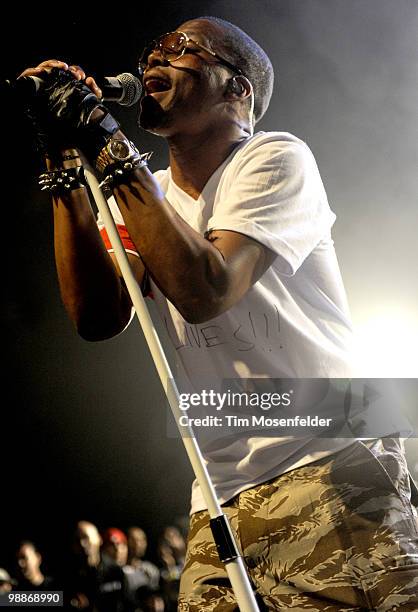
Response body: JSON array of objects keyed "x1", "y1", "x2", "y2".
[{"x1": 83, "y1": 163, "x2": 260, "y2": 612}]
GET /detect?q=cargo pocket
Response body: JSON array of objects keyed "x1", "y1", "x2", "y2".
[
  {"x1": 358, "y1": 439, "x2": 418, "y2": 529},
  {"x1": 360, "y1": 563, "x2": 418, "y2": 610}
]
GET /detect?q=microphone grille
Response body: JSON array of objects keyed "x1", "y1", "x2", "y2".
[{"x1": 116, "y1": 73, "x2": 143, "y2": 106}]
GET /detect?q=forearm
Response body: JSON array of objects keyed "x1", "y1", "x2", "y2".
[
  {"x1": 50, "y1": 157, "x2": 132, "y2": 339},
  {"x1": 112, "y1": 167, "x2": 229, "y2": 323},
  {"x1": 19, "y1": 62, "x2": 136, "y2": 339}
]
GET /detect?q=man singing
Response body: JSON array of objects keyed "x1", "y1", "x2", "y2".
[{"x1": 21, "y1": 16, "x2": 418, "y2": 611}]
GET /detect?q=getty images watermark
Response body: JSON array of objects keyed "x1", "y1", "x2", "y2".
[
  {"x1": 166, "y1": 378, "x2": 417, "y2": 439},
  {"x1": 177, "y1": 389, "x2": 332, "y2": 429}
]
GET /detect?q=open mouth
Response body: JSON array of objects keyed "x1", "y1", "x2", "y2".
[{"x1": 144, "y1": 77, "x2": 172, "y2": 94}]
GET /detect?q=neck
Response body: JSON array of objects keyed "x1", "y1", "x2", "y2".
[
  {"x1": 128, "y1": 556, "x2": 143, "y2": 567},
  {"x1": 87, "y1": 552, "x2": 100, "y2": 568},
  {"x1": 27, "y1": 570, "x2": 44, "y2": 586},
  {"x1": 167, "y1": 123, "x2": 250, "y2": 200}
]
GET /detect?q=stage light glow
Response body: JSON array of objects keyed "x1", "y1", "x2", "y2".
[{"x1": 353, "y1": 310, "x2": 418, "y2": 377}]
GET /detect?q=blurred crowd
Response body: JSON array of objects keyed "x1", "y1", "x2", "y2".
[{"x1": 0, "y1": 520, "x2": 187, "y2": 611}]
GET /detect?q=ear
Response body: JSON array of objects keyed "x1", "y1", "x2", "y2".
[{"x1": 225, "y1": 76, "x2": 253, "y2": 100}]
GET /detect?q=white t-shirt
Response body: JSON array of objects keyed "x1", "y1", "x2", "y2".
[{"x1": 98, "y1": 131, "x2": 355, "y2": 514}]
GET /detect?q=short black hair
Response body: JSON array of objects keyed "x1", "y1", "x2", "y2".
[
  {"x1": 196, "y1": 16, "x2": 274, "y2": 124},
  {"x1": 16, "y1": 540, "x2": 38, "y2": 552}
]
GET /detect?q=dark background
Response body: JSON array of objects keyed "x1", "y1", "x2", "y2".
[{"x1": 1, "y1": 0, "x2": 418, "y2": 573}]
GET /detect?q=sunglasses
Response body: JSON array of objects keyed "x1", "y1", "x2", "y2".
[{"x1": 138, "y1": 30, "x2": 243, "y2": 76}]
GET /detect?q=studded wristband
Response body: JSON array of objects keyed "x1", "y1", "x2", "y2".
[{"x1": 38, "y1": 166, "x2": 86, "y2": 194}]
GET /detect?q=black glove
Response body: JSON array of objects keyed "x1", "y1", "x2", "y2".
[
  {"x1": 24, "y1": 68, "x2": 120, "y2": 162},
  {"x1": 23, "y1": 68, "x2": 88, "y2": 157}
]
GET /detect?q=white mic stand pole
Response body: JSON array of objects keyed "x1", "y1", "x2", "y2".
[{"x1": 83, "y1": 164, "x2": 260, "y2": 612}]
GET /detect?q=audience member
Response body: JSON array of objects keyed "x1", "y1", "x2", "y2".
[
  {"x1": 15, "y1": 540, "x2": 55, "y2": 590},
  {"x1": 157, "y1": 526, "x2": 186, "y2": 612},
  {"x1": 65, "y1": 520, "x2": 127, "y2": 612},
  {"x1": 127, "y1": 529, "x2": 147, "y2": 565},
  {"x1": 160, "y1": 527, "x2": 185, "y2": 575},
  {"x1": 101, "y1": 528, "x2": 128, "y2": 568},
  {"x1": 0, "y1": 568, "x2": 16, "y2": 594},
  {"x1": 123, "y1": 527, "x2": 160, "y2": 611},
  {"x1": 125, "y1": 527, "x2": 159, "y2": 589}
]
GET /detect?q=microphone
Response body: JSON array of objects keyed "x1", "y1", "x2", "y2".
[
  {"x1": 1, "y1": 72, "x2": 143, "y2": 107},
  {"x1": 94, "y1": 73, "x2": 143, "y2": 106}
]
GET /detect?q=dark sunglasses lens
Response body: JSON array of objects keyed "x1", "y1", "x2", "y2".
[
  {"x1": 160, "y1": 32, "x2": 186, "y2": 60},
  {"x1": 138, "y1": 32, "x2": 187, "y2": 71}
]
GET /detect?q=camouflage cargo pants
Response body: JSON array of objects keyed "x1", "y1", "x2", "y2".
[{"x1": 178, "y1": 439, "x2": 418, "y2": 611}]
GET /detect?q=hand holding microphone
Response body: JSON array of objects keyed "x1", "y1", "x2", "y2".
[
  {"x1": 17, "y1": 60, "x2": 142, "y2": 105},
  {"x1": 16, "y1": 59, "x2": 142, "y2": 162},
  {"x1": 19, "y1": 60, "x2": 102, "y2": 97}
]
